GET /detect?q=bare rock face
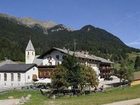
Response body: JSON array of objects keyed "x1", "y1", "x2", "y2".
[{"x1": 18, "y1": 17, "x2": 57, "y2": 29}]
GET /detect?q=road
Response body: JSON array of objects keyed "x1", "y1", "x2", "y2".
[{"x1": 104, "y1": 98, "x2": 140, "y2": 105}]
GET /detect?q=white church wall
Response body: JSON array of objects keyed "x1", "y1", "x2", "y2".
[
  {"x1": 0, "y1": 72, "x2": 25, "y2": 89},
  {"x1": 0, "y1": 66, "x2": 38, "y2": 89},
  {"x1": 25, "y1": 51, "x2": 35, "y2": 64},
  {"x1": 25, "y1": 66, "x2": 38, "y2": 83}
]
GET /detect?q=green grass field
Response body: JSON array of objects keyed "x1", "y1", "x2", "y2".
[{"x1": 1, "y1": 85, "x2": 140, "y2": 105}]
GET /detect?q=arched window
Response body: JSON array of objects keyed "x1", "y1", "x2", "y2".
[
  {"x1": 4, "y1": 73, "x2": 7, "y2": 81},
  {"x1": 17, "y1": 73, "x2": 21, "y2": 81},
  {"x1": 56, "y1": 55, "x2": 59, "y2": 60},
  {"x1": 11, "y1": 73, "x2": 14, "y2": 81},
  {"x1": 28, "y1": 76, "x2": 30, "y2": 79}
]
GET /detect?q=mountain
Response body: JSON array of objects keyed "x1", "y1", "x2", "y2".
[
  {"x1": 0, "y1": 13, "x2": 73, "y2": 34},
  {"x1": 0, "y1": 13, "x2": 139, "y2": 62}
]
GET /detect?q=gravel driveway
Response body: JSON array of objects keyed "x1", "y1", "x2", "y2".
[{"x1": 0, "y1": 99, "x2": 19, "y2": 105}]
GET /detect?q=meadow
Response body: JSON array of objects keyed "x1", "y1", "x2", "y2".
[{"x1": 0, "y1": 85, "x2": 140, "y2": 105}]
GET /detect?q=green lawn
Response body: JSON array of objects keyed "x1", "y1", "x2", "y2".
[{"x1": 1, "y1": 85, "x2": 140, "y2": 105}]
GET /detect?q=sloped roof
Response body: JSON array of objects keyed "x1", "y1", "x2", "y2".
[
  {"x1": 33, "y1": 55, "x2": 43, "y2": 65},
  {"x1": 95, "y1": 56, "x2": 113, "y2": 64},
  {"x1": 0, "y1": 59, "x2": 18, "y2": 67},
  {"x1": 39, "y1": 47, "x2": 113, "y2": 64},
  {"x1": 0, "y1": 64, "x2": 36, "y2": 72},
  {"x1": 26, "y1": 40, "x2": 35, "y2": 51}
]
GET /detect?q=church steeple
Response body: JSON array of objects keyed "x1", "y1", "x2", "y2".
[
  {"x1": 26, "y1": 40, "x2": 35, "y2": 51},
  {"x1": 25, "y1": 40, "x2": 35, "y2": 64}
]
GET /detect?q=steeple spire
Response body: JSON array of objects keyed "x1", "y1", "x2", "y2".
[
  {"x1": 26, "y1": 40, "x2": 35, "y2": 51},
  {"x1": 25, "y1": 39, "x2": 35, "y2": 64}
]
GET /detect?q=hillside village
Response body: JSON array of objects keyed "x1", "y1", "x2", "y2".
[
  {"x1": 0, "y1": 14, "x2": 140, "y2": 105},
  {"x1": 1, "y1": 1, "x2": 140, "y2": 105},
  {"x1": 0, "y1": 39, "x2": 118, "y2": 90}
]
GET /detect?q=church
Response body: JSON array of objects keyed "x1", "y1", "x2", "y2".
[{"x1": 0, "y1": 40, "x2": 39, "y2": 89}]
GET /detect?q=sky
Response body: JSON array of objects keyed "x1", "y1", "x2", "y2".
[{"x1": 0, "y1": 0, "x2": 140, "y2": 49}]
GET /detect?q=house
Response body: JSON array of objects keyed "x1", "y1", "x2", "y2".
[
  {"x1": 25, "y1": 40, "x2": 113, "y2": 80},
  {"x1": 0, "y1": 64, "x2": 38, "y2": 89},
  {"x1": 38, "y1": 47, "x2": 113, "y2": 80}
]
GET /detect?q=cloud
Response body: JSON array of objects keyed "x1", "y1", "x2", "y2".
[
  {"x1": 127, "y1": 39, "x2": 140, "y2": 46},
  {"x1": 126, "y1": 39, "x2": 140, "y2": 49},
  {"x1": 128, "y1": 41, "x2": 140, "y2": 45}
]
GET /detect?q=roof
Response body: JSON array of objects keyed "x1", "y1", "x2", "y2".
[
  {"x1": 133, "y1": 71, "x2": 140, "y2": 80},
  {"x1": 95, "y1": 56, "x2": 113, "y2": 64},
  {"x1": 33, "y1": 56, "x2": 43, "y2": 65},
  {"x1": 0, "y1": 59, "x2": 18, "y2": 67},
  {"x1": 0, "y1": 64, "x2": 36, "y2": 72},
  {"x1": 39, "y1": 47, "x2": 113, "y2": 64},
  {"x1": 26, "y1": 40, "x2": 35, "y2": 51}
]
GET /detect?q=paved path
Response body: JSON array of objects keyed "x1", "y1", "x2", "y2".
[
  {"x1": 0, "y1": 99, "x2": 20, "y2": 105},
  {"x1": 104, "y1": 98, "x2": 140, "y2": 105}
]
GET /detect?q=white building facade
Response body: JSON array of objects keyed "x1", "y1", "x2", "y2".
[
  {"x1": 38, "y1": 48, "x2": 101, "y2": 77},
  {"x1": 42, "y1": 50, "x2": 64, "y2": 66},
  {"x1": 0, "y1": 64, "x2": 38, "y2": 89}
]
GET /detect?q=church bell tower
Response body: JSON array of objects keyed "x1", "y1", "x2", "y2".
[{"x1": 25, "y1": 40, "x2": 35, "y2": 64}]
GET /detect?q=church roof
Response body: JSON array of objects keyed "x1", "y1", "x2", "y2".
[
  {"x1": 0, "y1": 64, "x2": 36, "y2": 72},
  {"x1": 26, "y1": 40, "x2": 35, "y2": 51}
]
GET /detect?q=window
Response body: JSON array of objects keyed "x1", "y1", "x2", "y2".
[
  {"x1": 28, "y1": 76, "x2": 30, "y2": 79},
  {"x1": 0, "y1": 74, "x2": 1, "y2": 81},
  {"x1": 17, "y1": 73, "x2": 21, "y2": 81},
  {"x1": 48, "y1": 61, "x2": 52, "y2": 65},
  {"x1": 56, "y1": 55, "x2": 59, "y2": 60},
  {"x1": 4, "y1": 73, "x2": 7, "y2": 81},
  {"x1": 28, "y1": 51, "x2": 29, "y2": 55},
  {"x1": 11, "y1": 73, "x2": 14, "y2": 81},
  {"x1": 48, "y1": 56, "x2": 52, "y2": 65},
  {"x1": 32, "y1": 52, "x2": 34, "y2": 55},
  {"x1": 48, "y1": 56, "x2": 52, "y2": 60}
]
